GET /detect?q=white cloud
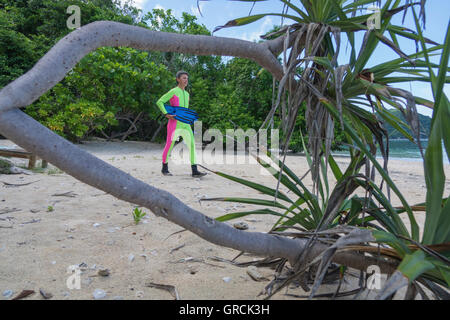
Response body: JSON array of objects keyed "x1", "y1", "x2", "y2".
[
  {"x1": 240, "y1": 16, "x2": 273, "y2": 42},
  {"x1": 152, "y1": 3, "x2": 183, "y2": 24},
  {"x1": 151, "y1": 4, "x2": 167, "y2": 27},
  {"x1": 153, "y1": 3, "x2": 165, "y2": 11},
  {"x1": 118, "y1": 0, "x2": 147, "y2": 10},
  {"x1": 133, "y1": 0, "x2": 146, "y2": 9}
]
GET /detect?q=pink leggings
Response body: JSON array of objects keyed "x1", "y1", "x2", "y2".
[{"x1": 162, "y1": 119, "x2": 197, "y2": 164}]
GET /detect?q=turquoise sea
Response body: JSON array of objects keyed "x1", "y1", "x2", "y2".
[{"x1": 332, "y1": 139, "x2": 450, "y2": 164}]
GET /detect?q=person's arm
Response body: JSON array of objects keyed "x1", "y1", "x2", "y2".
[{"x1": 156, "y1": 89, "x2": 174, "y2": 115}]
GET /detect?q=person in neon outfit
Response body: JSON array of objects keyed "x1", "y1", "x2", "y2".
[{"x1": 156, "y1": 70, "x2": 206, "y2": 177}]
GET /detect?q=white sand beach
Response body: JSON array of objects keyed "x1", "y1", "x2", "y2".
[{"x1": 1, "y1": 139, "x2": 449, "y2": 300}]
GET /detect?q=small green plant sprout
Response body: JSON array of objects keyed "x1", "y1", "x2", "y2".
[
  {"x1": 47, "y1": 168, "x2": 64, "y2": 175},
  {"x1": 47, "y1": 206, "x2": 54, "y2": 212},
  {"x1": 132, "y1": 207, "x2": 147, "y2": 225}
]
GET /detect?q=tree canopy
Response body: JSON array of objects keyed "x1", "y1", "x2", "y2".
[{"x1": 0, "y1": 0, "x2": 348, "y2": 150}]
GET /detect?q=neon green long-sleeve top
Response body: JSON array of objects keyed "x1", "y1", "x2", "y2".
[{"x1": 156, "y1": 86, "x2": 190, "y2": 115}]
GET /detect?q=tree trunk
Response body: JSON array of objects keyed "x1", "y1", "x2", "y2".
[
  {"x1": 0, "y1": 21, "x2": 284, "y2": 114},
  {"x1": 0, "y1": 21, "x2": 396, "y2": 276},
  {"x1": 151, "y1": 120, "x2": 165, "y2": 142}
]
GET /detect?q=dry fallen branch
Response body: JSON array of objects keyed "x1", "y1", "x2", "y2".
[
  {"x1": 145, "y1": 282, "x2": 180, "y2": 300},
  {"x1": 169, "y1": 243, "x2": 186, "y2": 254},
  {"x1": 52, "y1": 191, "x2": 78, "y2": 197},
  {"x1": 11, "y1": 290, "x2": 35, "y2": 300},
  {"x1": 0, "y1": 207, "x2": 21, "y2": 215},
  {"x1": 20, "y1": 218, "x2": 41, "y2": 225},
  {"x1": 1, "y1": 180, "x2": 39, "y2": 187}
]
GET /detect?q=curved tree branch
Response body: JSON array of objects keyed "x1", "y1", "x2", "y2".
[
  {"x1": 0, "y1": 108, "x2": 397, "y2": 274},
  {"x1": 0, "y1": 21, "x2": 397, "y2": 277},
  {"x1": 0, "y1": 107, "x2": 303, "y2": 263},
  {"x1": 0, "y1": 21, "x2": 283, "y2": 113}
]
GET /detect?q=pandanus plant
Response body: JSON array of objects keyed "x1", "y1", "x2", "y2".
[
  {"x1": 200, "y1": 0, "x2": 449, "y2": 299},
  {"x1": 0, "y1": 0, "x2": 447, "y2": 300}
]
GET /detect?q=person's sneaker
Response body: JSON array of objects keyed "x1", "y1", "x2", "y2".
[
  {"x1": 191, "y1": 164, "x2": 207, "y2": 177},
  {"x1": 161, "y1": 162, "x2": 172, "y2": 176}
]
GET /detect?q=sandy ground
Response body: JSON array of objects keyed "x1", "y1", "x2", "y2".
[{"x1": 1, "y1": 138, "x2": 449, "y2": 300}]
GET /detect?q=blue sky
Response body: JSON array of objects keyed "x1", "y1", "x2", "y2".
[{"x1": 124, "y1": 0, "x2": 449, "y2": 117}]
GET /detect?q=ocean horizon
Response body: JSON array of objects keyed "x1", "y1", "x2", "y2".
[{"x1": 331, "y1": 139, "x2": 450, "y2": 164}]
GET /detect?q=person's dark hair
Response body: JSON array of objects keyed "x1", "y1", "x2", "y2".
[{"x1": 176, "y1": 70, "x2": 189, "y2": 79}]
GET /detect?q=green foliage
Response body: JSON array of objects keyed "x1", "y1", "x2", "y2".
[
  {"x1": 205, "y1": 0, "x2": 450, "y2": 297},
  {"x1": 383, "y1": 108, "x2": 431, "y2": 139},
  {"x1": 27, "y1": 91, "x2": 116, "y2": 142},
  {"x1": 0, "y1": 158, "x2": 13, "y2": 174},
  {"x1": 0, "y1": 20, "x2": 38, "y2": 87},
  {"x1": 0, "y1": 0, "x2": 141, "y2": 88},
  {"x1": 67, "y1": 46, "x2": 172, "y2": 139},
  {"x1": 142, "y1": 9, "x2": 215, "y2": 74},
  {"x1": 0, "y1": 0, "x2": 176, "y2": 142},
  {"x1": 196, "y1": 57, "x2": 304, "y2": 151},
  {"x1": 25, "y1": 46, "x2": 172, "y2": 142},
  {"x1": 1, "y1": 2, "x2": 340, "y2": 151},
  {"x1": 143, "y1": 9, "x2": 210, "y2": 35}
]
